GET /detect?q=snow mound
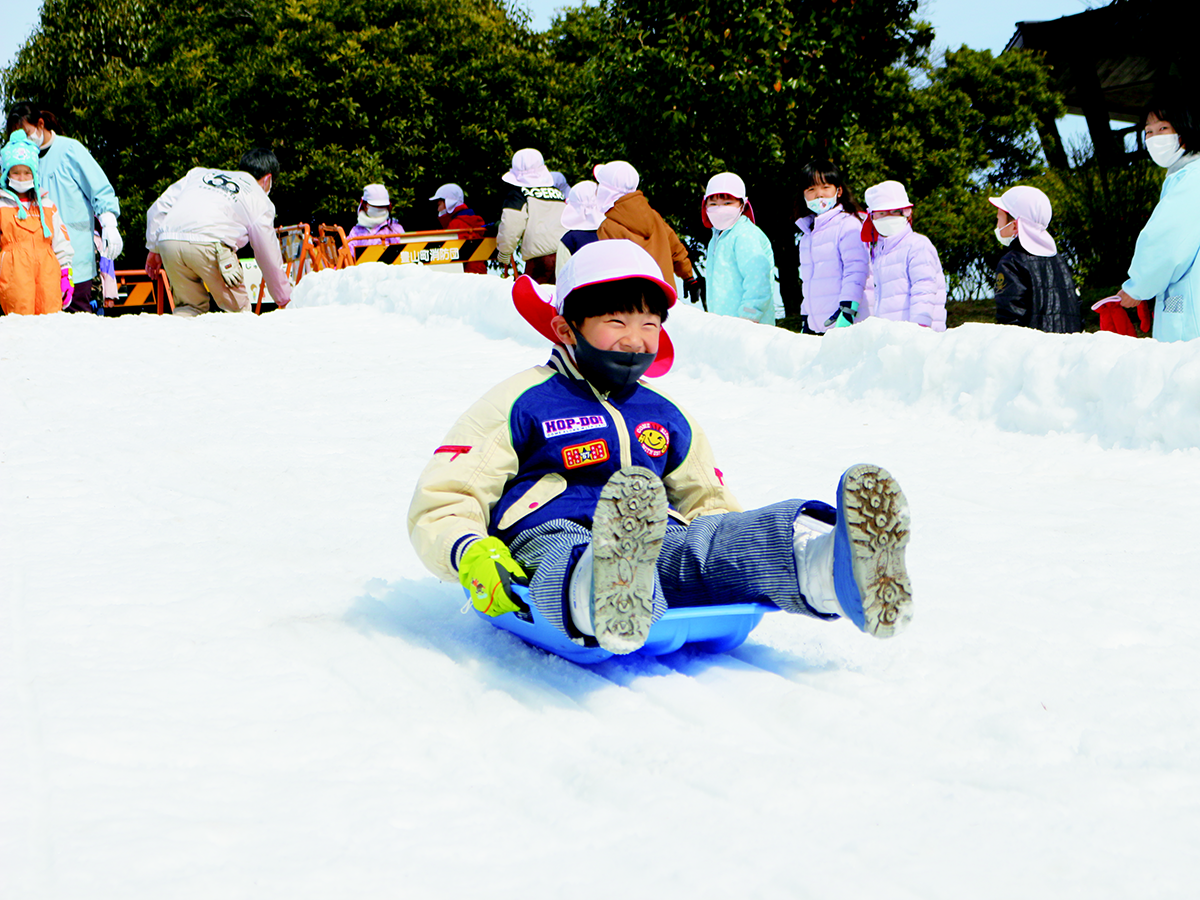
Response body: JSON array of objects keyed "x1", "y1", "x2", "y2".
[{"x1": 295, "y1": 265, "x2": 1200, "y2": 451}]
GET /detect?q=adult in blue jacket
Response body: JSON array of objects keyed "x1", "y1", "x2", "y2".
[
  {"x1": 7, "y1": 104, "x2": 122, "y2": 313},
  {"x1": 700, "y1": 172, "x2": 777, "y2": 324},
  {"x1": 1117, "y1": 97, "x2": 1200, "y2": 342}
]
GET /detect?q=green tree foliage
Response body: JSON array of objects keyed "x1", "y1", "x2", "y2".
[
  {"x1": 2, "y1": 0, "x2": 559, "y2": 264},
  {"x1": 550, "y1": 0, "x2": 932, "y2": 316},
  {"x1": 843, "y1": 46, "x2": 1066, "y2": 299},
  {"x1": 1034, "y1": 141, "x2": 1163, "y2": 302}
]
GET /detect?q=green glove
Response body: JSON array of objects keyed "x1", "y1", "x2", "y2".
[
  {"x1": 458, "y1": 537, "x2": 529, "y2": 617},
  {"x1": 824, "y1": 300, "x2": 859, "y2": 329}
]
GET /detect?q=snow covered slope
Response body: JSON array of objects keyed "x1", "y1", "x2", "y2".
[{"x1": 3, "y1": 265, "x2": 1198, "y2": 899}]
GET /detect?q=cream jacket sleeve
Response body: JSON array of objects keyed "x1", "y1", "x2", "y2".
[{"x1": 407, "y1": 368, "x2": 551, "y2": 582}]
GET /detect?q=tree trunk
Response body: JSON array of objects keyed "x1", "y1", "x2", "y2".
[{"x1": 759, "y1": 203, "x2": 801, "y2": 318}]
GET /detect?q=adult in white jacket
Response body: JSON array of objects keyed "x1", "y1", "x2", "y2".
[{"x1": 145, "y1": 148, "x2": 291, "y2": 316}]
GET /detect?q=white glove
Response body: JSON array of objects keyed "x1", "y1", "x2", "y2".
[{"x1": 99, "y1": 211, "x2": 123, "y2": 260}]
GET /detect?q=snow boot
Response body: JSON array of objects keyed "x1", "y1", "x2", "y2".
[
  {"x1": 587, "y1": 466, "x2": 668, "y2": 654},
  {"x1": 832, "y1": 463, "x2": 912, "y2": 638}
]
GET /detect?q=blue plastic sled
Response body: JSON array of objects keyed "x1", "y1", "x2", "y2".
[{"x1": 473, "y1": 584, "x2": 777, "y2": 665}]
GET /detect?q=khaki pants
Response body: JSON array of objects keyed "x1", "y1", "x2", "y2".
[{"x1": 159, "y1": 240, "x2": 251, "y2": 316}]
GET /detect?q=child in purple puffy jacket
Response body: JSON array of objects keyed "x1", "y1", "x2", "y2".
[
  {"x1": 862, "y1": 180, "x2": 947, "y2": 331},
  {"x1": 795, "y1": 160, "x2": 869, "y2": 333}
]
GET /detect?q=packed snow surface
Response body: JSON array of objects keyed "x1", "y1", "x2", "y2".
[{"x1": 3, "y1": 264, "x2": 1198, "y2": 899}]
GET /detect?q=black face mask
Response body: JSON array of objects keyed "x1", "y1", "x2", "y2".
[{"x1": 569, "y1": 326, "x2": 655, "y2": 395}]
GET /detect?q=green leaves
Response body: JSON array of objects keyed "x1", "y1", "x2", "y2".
[{"x1": 2, "y1": 0, "x2": 562, "y2": 259}]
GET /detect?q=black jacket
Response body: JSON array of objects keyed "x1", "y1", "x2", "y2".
[{"x1": 994, "y1": 246, "x2": 1082, "y2": 333}]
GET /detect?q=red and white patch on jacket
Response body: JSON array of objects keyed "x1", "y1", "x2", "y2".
[
  {"x1": 634, "y1": 422, "x2": 669, "y2": 458},
  {"x1": 562, "y1": 439, "x2": 609, "y2": 470}
]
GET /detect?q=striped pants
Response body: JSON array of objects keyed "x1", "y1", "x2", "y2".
[{"x1": 508, "y1": 500, "x2": 838, "y2": 638}]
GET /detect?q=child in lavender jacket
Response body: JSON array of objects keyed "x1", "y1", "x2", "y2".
[
  {"x1": 863, "y1": 181, "x2": 947, "y2": 331},
  {"x1": 796, "y1": 161, "x2": 869, "y2": 333}
]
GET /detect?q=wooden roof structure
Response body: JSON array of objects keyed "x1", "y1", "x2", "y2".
[{"x1": 1006, "y1": 0, "x2": 1186, "y2": 167}]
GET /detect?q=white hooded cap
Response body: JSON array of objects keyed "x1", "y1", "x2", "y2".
[
  {"x1": 988, "y1": 186, "x2": 1057, "y2": 257},
  {"x1": 561, "y1": 180, "x2": 606, "y2": 231},
  {"x1": 361, "y1": 184, "x2": 390, "y2": 206},
  {"x1": 593, "y1": 160, "x2": 640, "y2": 212},
  {"x1": 864, "y1": 180, "x2": 911, "y2": 211},
  {"x1": 429, "y1": 183, "x2": 465, "y2": 212},
  {"x1": 502, "y1": 148, "x2": 553, "y2": 187}
]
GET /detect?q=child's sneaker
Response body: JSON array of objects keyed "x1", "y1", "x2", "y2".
[
  {"x1": 832, "y1": 464, "x2": 912, "y2": 638},
  {"x1": 590, "y1": 466, "x2": 668, "y2": 654}
]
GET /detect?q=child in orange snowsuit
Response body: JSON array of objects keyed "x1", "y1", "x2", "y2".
[{"x1": 0, "y1": 132, "x2": 73, "y2": 315}]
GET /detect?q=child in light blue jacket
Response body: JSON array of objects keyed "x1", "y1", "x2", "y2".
[{"x1": 700, "y1": 172, "x2": 778, "y2": 324}]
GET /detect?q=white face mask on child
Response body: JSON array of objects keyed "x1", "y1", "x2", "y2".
[
  {"x1": 873, "y1": 215, "x2": 907, "y2": 237},
  {"x1": 994, "y1": 227, "x2": 1016, "y2": 247},
  {"x1": 9, "y1": 177, "x2": 34, "y2": 194},
  {"x1": 706, "y1": 204, "x2": 742, "y2": 231}
]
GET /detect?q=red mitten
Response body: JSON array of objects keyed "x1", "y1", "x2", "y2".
[
  {"x1": 1096, "y1": 302, "x2": 1135, "y2": 336},
  {"x1": 1136, "y1": 300, "x2": 1152, "y2": 334}
]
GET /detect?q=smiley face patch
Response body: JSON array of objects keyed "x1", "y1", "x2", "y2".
[{"x1": 635, "y1": 422, "x2": 669, "y2": 458}]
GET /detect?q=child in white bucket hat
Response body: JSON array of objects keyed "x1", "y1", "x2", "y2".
[
  {"x1": 862, "y1": 180, "x2": 947, "y2": 330},
  {"x1": 409, "y1": 239, "x2": 915, "y2": 656}
]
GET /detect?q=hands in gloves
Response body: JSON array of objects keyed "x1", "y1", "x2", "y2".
[
  {"x1": 99, "y1": 211, "x2": 123, "y2": 260},
  {"x1": 458, "y1": 537, "x2": 529, "y2": 617},
  {"x1": 824, "y1": 300, "x2": 858, "y2": 329}
]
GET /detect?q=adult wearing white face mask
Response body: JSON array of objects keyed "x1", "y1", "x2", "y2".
[
  {"x1": 699, "y1": 172, "x2": 778, "y2": 324},
  {"x1": 1115, "y1": 96, "x2": 1200, "y2": 342},
  {"x1": 6, "y1": 103, "x2": 122, "y2": 314},
  {"x1": 348, "y1": 183, "x2": 405, "y2": 249}
]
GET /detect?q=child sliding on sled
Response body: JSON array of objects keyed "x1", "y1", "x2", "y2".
[{"x1": 407, "y1": 240, "x2": 913, "y2": 654}]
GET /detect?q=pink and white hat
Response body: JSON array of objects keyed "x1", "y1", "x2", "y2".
[
  {"x1": 593, "y1": 160, "x2": 640, "y2": 212},
  {"x1": 512, "y1": 239, "x2": 677, "y2": 376},
  {"x1": 361, "y1": 183, "x2": 390, "y2": 206},
  {"x1": 988, "y1": 186, "x2": 1057, "y2": 257},
  {"x1": 700, "y1": 172, "x2": 756, "y2": 227},
  {"x1": 864, "y1": 180, "x2": 912, "y2": 212},
  {"x1": 560, "y1": 180, "x2": 606, "y2": 231},
  {"x1": 502, "y1": 148, "x2": 553, "y2": 187}
]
